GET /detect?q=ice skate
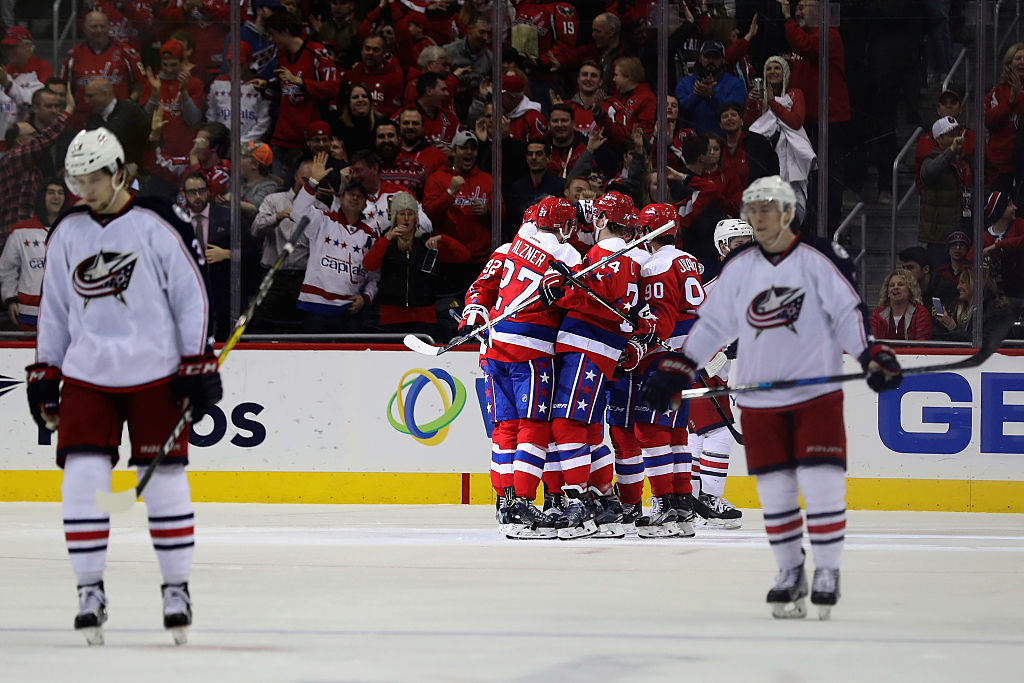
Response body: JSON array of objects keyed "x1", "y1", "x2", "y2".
[
  {"x1": 692, "y1": 493, "x2": 743, "y2": 529},
  {"x1": 543, "y1": 490, "x2": 565, "y2": 519},
  {"x1": 591, "y1": 495, "x2": 625, "y2": 539},
  {"x1": 669, "y1": 494, "x2": 697, "y2": 538},
  {"x1": 555, "y1": 493, "x2": 597, "y2": 540},
  {"x1": 810, "y1": 568, "x2": 841, "y2": 620},
  {"x1": 620, "y1": 501, "x2": 643, "y2": 535},
  {"x1": 496, "y1": 488, "x2": 515, "y2": 534},
  {"x1": 766, "y1": 564, "x2": 808, "y2": 619},
  {"x1": 162, "y1": 583, "x2": 192, "y2": 645},
  {"x1": 74, "y1": 582, "x2": 108, "y2": 646},
  {"x1": 505, "y1": 498, "x2": 558, "y2": 540},
  {"x1": 635, "y1": 495, "x2": 679, "y2": 538}
]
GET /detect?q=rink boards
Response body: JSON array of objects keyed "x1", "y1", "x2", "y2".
[{"x1": 1, "y1": 343, "x2": 1022, "y2": 511}]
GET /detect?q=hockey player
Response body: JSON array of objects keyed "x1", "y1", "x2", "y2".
[
  {"x1": 688, "y1": 218, "x2": 754, "y2": 529},
  {"x1": 639, "y1": 176, "x2": 902, "y2": 620},
  {"x1": 541, "y1": 191, "x2": 646, "y2": 540},
  {"x1": 477, "y1": 196, "x2": 581, "y2": 539},
  {"x1": 628, "y1": 202, "x2": 706, "y2": 538},
  {"x1": 26, "y1": 128, "x2": 221, "y2": 645}
]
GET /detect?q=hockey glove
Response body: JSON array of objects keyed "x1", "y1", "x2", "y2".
[
  {"x1": 459, "y1": 303, "x2": 489, "y2": 333},
  {"x1": 637, "y1": 352, "x2": 699, "y2": 412},
  {"x1": 618, "y1": 336, "x2": 649, "y2": 373},
  {"x1": 538, "y1": 270, "x2": 569, "y2": 307},
  {"x1": 173, "y1": 353, "x2": 224, "y2": 417},
  {"x1": 859, "y1": 343, "x2": 903, "y2": 393},
  {"x1": 629, "y1": 303, "x2": 659, "y2": 337},
  {"x1": 25, "y1": 363, "x2": 61, "y2": 431}
]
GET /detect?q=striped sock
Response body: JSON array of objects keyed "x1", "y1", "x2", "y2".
[
  {"x1": 756, "y1": 469, "x2": 805, "y2": 570},
  {"x1": 798, "y1": 465, "x2": 847, "y2": 570}
]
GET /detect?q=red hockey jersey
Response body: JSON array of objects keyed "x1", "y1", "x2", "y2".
[
  {"x1": 513, "y1": 2, "x2": 579, "y2": 73},
  {"x1": 342, "y1": 62, "x2": 404, "y2": 117},
  {"x1": 272, "y1": 42, "x2": 340, "y2": 149}
]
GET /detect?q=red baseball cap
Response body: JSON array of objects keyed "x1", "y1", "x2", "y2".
[
  {"x1": 500, "y1": 74, "x2": 525, "y2": 94},
  {"x1": 305, "y1": 121, "x2": 332, "y2": 139},
  {"x1": 161, "y1": 40, "x2": 185, "y2": 60},
  {"x1": 2, "y1": 26, "x2": 32, "y2": 47}
]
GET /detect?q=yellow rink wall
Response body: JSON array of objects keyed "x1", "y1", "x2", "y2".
[{"x1": 2, "y1": 344, "x2": 1023, "y2": 512}]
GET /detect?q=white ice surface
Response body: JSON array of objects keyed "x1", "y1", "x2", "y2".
[{"x1": 1, "y1": 503, "x2": 1023, "y2": 683}]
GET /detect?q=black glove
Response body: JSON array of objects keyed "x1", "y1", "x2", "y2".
[
  {"x1": 538, "y1": 270, "x2": 569, "y2": 306},
  {"x1": 25, "y1": 362, "x2": 61, "y2": 431},
  {"x1": 173, "y1": 353, "x2": 223, "y2": 416},
  {"x1": 637, "y1": 352, "x2": 698, "y2": 412},
  {"x1": 859, "y1": 343, "x2": 903, "y2": 393}
]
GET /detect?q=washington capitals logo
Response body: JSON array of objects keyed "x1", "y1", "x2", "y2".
[
  {"x1": 72, "y1": 251, "x2": 138, "y2": 305},
  {"x1": 746, "y1": 286, "x2": 805, "y2": 335}
]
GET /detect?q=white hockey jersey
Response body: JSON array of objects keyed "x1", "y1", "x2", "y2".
[
  {"x1": 681, "y1": 234, "x2": 872, "y2": 410},
  {"x1": 293, "y1": 183, "x2": 380, "y2": 312},
  {"x1": 205, "y1": 76, "x2": 271, "y2": 144},
  {"x1": 35, "y1": 197, "x2": 210, "y2": 389},
  {"x1": 0, "y1": 219, "x2": 48, "y2": 325}
]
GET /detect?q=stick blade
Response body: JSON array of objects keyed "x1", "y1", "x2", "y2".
[
  {"x1": 95, "y1": 488, "x2": 139, "y2": 514},
  {"x1": 403, "y1": 334, "x2": 441, "y2": 356}
]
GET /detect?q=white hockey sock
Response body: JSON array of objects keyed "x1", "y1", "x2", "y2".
[
  {"x1": 756, "y1": 469, "x2": 805, "y2": 571},
  {"x1": 796, "y1": 465, "x2": 847, "y2": 570},
  {"x1": 699, "y1": 452, "x2": 730, "y2": 497},
  {"x1": 62, "y1": 454, "x2": 113, "y2": 586},
  {"x1": 689, "y1": 433, "x2": 703, "y2": 497},
  {"x1": 140, "y1": 464, "x2": 194, "y2": 585}
]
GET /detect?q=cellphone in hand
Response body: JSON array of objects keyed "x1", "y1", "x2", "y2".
[{"x1": 932, "y1": 297, "x2": 945, "y2": 315}]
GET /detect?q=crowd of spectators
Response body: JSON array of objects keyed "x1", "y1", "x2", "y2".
[{"x1": 0, "y1": 0, "x2": 1022, "y2": 343}]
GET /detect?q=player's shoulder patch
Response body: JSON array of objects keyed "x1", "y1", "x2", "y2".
[{"x1": 46, "y1": 205, "x2": 90, "y2": 244}]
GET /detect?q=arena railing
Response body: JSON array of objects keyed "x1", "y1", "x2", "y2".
[
  {"x1": 833, "y1": 202, "x2": 867, "y2": 293},
  {"x1": 51, "y1": 0, "x2": 78, "y2": 68}
]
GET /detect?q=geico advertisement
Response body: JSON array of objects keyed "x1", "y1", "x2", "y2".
[{"x1": 1, "y1": 347, "x2": 1021, "y2": 479}]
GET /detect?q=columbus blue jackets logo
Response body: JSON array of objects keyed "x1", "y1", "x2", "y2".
[
  {"x1": 72, "y1": 251, "x2": 138, "y2": 305},
  {"x1": 746, "y1": 286, "x2": 805, "y2": 334}
]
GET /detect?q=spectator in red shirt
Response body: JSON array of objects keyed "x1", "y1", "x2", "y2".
[
  {"x1": 266, "y1": 9, "x2": 340, "y2": 175},
  {"x1": 423, "y1": 130, "x2": 494, "y2": 290},
  {"x1": 188, "y1": 121, "x2": 232, "y2": 199},
  {"x1": 718, "y1": 102, "x2": 780, "y2": 191},
  {"x1": 142, "y1": 41, "x2": 204, "y2": 168},
  {"x1": 2, "y1": 26, "x2": 53, "y2": 96},
  {"x1": 501, "y1": 73, "x2": 546, "y2": 143},
  {"x1": 342, "y1": 33, "x2": 404, "y2": 117},
  {"x1": 414, "y1": 72, "x2": 461, "y2": 147},
  {"x1": 546, "y1": 103, "x2": 588, "y2": 179},
  {"x1": 376, "y1": 118, "x2": 428, "y2": 199},
  {"x1": 156, "y1": 0, "x2": 230, "y2": 85},
  {"x1": 62, "y1": 11, "x2": 144, "y2": 128},
  {"x1": 779, "y1": 0, "x2": 851, "y2": 228},
  {"x1": 402, "y1": 45, "x2": 461, "y2": 106},
  {"x1": 984, "y1": 42, "x2": 1024, "y2": 193},
  {"x1": 974, "y1": 192, "x2": 1024, "y2": 299},
  {"x1": 870, "y1": 268, "x2": 932, "y2": 341},
  {"x1": 935, "y1": 230, "x2": 971, "y2": 291},
  {"x1": 594, "y1": 56, "x2": 656, "y2": 150},
  {"x1": 397, "y1": 107, "x2": 449, "y2": 176}
]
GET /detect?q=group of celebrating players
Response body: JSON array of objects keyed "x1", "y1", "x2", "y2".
[{"x1": 458, "y1": 175, "x2": 904, "y2": 620}]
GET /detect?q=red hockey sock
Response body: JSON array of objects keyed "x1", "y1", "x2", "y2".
[
  {"x1": 513, "y1": 419, "x2": 550, "y2": 499},
  {"x1": 609, "y1": 425, "x2": 644, "y2": 504},
  {"x1": 490, "y1": 420, "x2": 518, "y2": 495},
  {"x1": 636, "y1": 423, "x2": 673, "y2": 497},
  {"x1": 670, "y1": 428, "x2": 693, "y2": 495},
  {"x1": 587, "y1": 423, "x2": 613, "y2": 495},
  {"x1": 551, "y1": 417, "x2": 590, "y2": 495}
]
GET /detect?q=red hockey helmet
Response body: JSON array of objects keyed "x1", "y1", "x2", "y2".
[
  {"x1": 522, "y1": 201, "x2": 541, "y2": 225},
  {"x1": 593, "y1": 191, "x2": 635, "y2": 228},
  {"x1": 536, "y1": 196, "x2": 577, "y2": 241},
  {"x1": 639, "y1": 203, "x2": 679, "y2": 244}
]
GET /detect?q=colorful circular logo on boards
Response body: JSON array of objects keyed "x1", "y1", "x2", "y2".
[{"x1": 387, "y1": 368, "x2": 467, "y2": 446}]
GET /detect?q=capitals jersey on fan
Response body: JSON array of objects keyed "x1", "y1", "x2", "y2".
[
  {"x1": 35, "y1": 197, "x2": 209, "y2": 389},
  {"x1": 640, "y1": 244, "x2": 705, "y2": 362},
  {"x1": 293, "y1": 183, "x2": 380, "y2": 313},
  {"x1": 488, "y1": 227, "x2": 581, "y2": 363},
  {"x1": 63, "y1": 39, "x2": 145, "y2": 125},
  {"x1": 270, "y1": 42, "x2": 340, "y2": 149},
  {"x1": 681, "y1": 234, "x2": 872, "y2": 410},
  {"x1": 555, "y1": 238, "x2": 647, "y2": 378},
  {"x1": 0, "y1": 218, "x2": 47, "y2": 326},
  {"x1": 513, "y1": 2, "x2": 579, "y2": 73}
]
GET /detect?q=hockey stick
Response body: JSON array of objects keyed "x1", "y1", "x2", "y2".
[
  {"x1": 95, "y1": 216, "x2": 312, "y2": 514},
  {"x1": 547, "y1": 260, "x2": 743, "y2": 444},
  {"x1": 672, "y1": 309, "x2": 1016, "y2": 402},
  {"x1": 403, "y1": 221, "x2": 675, "y2": 356},
  {"x1": 449, "y1": 308, "x2": 489, "y2": 346}
]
